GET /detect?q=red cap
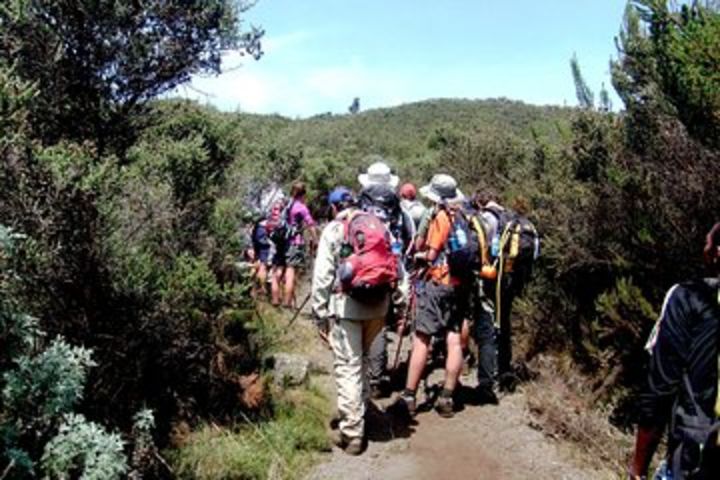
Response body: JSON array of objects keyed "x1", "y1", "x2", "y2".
[{"x1": 399, "y1": 182, "x2": 416, "y2": 200}]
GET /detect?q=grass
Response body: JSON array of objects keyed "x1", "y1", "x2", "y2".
[
  {"x1": 524, "y1": 354, "x2": 633, "y2": 477},
  {"x1": 169, "y1": 300, "x2": 334, "y2": 480},
  {"x1": 169, "y1": 384, "x2": 331, "y2": 480}
]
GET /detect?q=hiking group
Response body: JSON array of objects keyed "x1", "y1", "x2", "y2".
[
  {"x1": 309, "y1": 160, "x2": 540, "y2": 456},
  {"x1": 247, "y1": 161, "x2": 720, "y2": 479}
]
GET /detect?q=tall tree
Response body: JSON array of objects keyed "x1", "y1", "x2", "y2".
[
  {"x1": 570, "y1": 54, "x2": 595, "y2": 109},
  {"x1": 612, "y1": 0, "x2": 720, "y2": 150},
  {"x1": 0, "y1": 0, "x2": 263, "y2": 157}
]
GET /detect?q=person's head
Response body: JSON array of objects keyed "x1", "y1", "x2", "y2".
[
  {"x1": 510, "y1": 195, "x2": 530, "y2": 216},
  {"x1": 290, "y1": 181, "x2": 306, "y2": 200},
  {"x1": 359, "y1": 184, "x2": 399, "y2": 222},
  {"x1": 358, "y1": 160, "x2": 399, "y2": 189},
  {"x1": 419, "y1": 174, "x2": 464, "y2": 206},
  {"x1": 328, "y1": 186, "x2": 354, "y2": 216},
  {"x1": 703, "y1": 222, "x2": 720, "y2": 276},
  {"x1": 399, "y1": 182, "x2": 417, "y2": 201}
]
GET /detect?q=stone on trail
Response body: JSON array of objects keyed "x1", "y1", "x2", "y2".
[{"x1": 269, "y1": 353, "x2": 310, "y2": 387}]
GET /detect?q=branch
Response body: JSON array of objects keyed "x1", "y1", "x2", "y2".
[{"x1": 1, "y1": 460, "x2": 16, "y2": 480}]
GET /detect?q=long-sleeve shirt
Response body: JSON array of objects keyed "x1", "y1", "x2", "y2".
[
  {"x1": 639, "y1": 278, "x2": 720, "y2": 439},
  {"x1": 311, "y1": 209, "x2": 391, "y2": 321}
]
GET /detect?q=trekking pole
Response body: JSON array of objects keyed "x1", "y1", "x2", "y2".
[
  {"x1": 285, "y1": 291, "x2": 312, "y2": 331},
  {"x1": 391, "y1": 269, "x2": 420, "y2": 371}
]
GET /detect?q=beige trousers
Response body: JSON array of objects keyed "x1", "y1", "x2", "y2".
[{"x1": 330, "y1": 316, "x2": 384, "y2": 440}]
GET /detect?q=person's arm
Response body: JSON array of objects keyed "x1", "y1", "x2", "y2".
[
  {"x1": 302, "y1": 204, "x2": 319, "y2": 245},
  {"x1": 424, "y1": 210, "x2": 450, "y2": 263},
  {"x1": 311, "y1": 223, "x2": 338, "y2": 335},
  {"x1": 629, "y1": 425, "x2": 664, "y2": 478}
]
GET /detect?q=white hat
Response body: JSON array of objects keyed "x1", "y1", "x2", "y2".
[
  {"x1": 358, "y1": 161, "x2": 400, "y2": 189},
  {"x1": 419, "y1": 174, "x2": 465, "y2": 204}
]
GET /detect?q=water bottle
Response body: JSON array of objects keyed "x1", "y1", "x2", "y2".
[
  {"x1": 449, "y1": 233, "x2": 459, "y2": 252},
  {"x1": 491, "y1": 234, "x2": 500, "y2": 257},
  {"x1": 392, "y1": 240, "x2": 402, "y2": 256},
  {"x1": 653, "y1": 461, "x2": 672, "y2": 480},
  {"x1": 456, "y1": 226, "x2": 467, "y2": 247}
]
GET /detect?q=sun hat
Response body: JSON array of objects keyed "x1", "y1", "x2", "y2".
[
  {"x1": 358, "y1": 161, "x2": 400, "y2": 189},
  {"x1": 419, "y1": 174, "x2": 465, "y2": 204},
  {"x1": 328, "y1": 186, "x2": 354, "y2": 206}
]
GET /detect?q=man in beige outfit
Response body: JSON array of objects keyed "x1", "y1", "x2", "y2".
[{"x1": 312, "y1": 186, "x2": 392, "y2": 455}]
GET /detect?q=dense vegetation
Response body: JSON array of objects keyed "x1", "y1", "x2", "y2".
[{"x1": 0, "y1": 0, "x2": 718, "y2": 478}]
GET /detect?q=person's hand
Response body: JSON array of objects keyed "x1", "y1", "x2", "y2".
[
  {"x1": 395, "y1": 314, "x2": 408, "y2": 337},
  {"x1": 314, "y1": 315, "x2": 332, "y2": 347}
]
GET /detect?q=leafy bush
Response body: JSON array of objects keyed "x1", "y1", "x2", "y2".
[
  {"x1": 41, "y1": 414, "x2": 127, "y2": 480},
  {"x1": 0, "y1": 227, "x2": 129, "y2": 480}
]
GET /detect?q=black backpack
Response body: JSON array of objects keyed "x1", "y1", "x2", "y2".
[
  {"x1": 359, "y1": 184, "x2": 411, "y2": 250},
  {"x1": 668, "y1": 283, "x2": 720, "y2": 479},
  {"x1": 445, "y1": 207, "x2": 481, "y2": 278},
  {"x1": 483, "y1": 205, "x2": 539, "y2": 275}
]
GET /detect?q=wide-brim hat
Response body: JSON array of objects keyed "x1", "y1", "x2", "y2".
[
  {"x1": 419, "y1": 174, "x2": 465, "y2": 204},
  {"x1": 358, "y1": 161, "x2": 399, "y2": 189}
]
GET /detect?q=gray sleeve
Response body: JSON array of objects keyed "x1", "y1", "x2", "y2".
[{"x1": 311, "y1": 223, "x2": 340, "y2": 319}]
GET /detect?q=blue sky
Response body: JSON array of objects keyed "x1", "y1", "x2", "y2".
[{"x1": 175, "y1": 0, "x2": 629, "y2": 117}]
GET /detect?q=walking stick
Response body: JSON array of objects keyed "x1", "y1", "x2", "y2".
[
  {"x1": 284, "y1": 291, "x2": 312, "y2": 331},
  {"x1": 390, "y1": 304, "x2": 410, "y2": 371},
  {"x1": 391, "y1": 269, "x2": 420, "y2": 371}
]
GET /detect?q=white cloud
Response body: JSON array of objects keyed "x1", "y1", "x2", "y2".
[{"x1": 263, "y1": 31, "x2": 312, "y2": 54}]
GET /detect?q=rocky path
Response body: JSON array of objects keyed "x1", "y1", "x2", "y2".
[{"x1": 300, "y1": 330, "x2": 614, "y2": 480}]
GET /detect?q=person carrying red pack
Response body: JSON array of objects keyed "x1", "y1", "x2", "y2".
[{"x1": 312, "y1": 186, "x2": 399, "y2": 455}]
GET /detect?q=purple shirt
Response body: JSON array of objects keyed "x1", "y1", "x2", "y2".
[{"x1": 288, "y1": 200, "x2": 315, "y2": 245}]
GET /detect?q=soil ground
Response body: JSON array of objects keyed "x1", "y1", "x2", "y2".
[
  {"x1": 298, "y1": 326, "x2": 615, "y2": 480},
  {"x1": 277, "y1": 280, "x2": 616, "y2": 480}
]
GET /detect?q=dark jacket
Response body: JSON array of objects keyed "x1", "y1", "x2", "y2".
[{"x1": 639, "y1": 278, "x2": 720, "y2": 471}]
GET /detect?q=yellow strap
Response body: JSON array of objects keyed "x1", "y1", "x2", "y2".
[
  {"x1": 471, "y1": 216, "x2": 489, "y2": 266},
  {"x1": 494, "y1": 226, "x2": 513, "y2": 328}
]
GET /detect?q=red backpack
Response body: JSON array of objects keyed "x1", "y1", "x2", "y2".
[{"x1": 337, "y1": 211, "x2": 398, "y2": 301}]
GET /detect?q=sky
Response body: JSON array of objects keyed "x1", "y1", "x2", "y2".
[{"x1": 173, "y1": 0, "x2": 630, "y2": 117}]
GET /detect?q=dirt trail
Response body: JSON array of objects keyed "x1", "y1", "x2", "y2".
[
  {"x1": 283, "y1": 279, "x2": 613, "y2": 480},
  {"x1": 298, "y1": 327, "x2": 613, "y2": 480}
]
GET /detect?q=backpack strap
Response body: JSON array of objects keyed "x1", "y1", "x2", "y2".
[{"x1": 471, "y1": 216, "x2": 490, "y2": 267}]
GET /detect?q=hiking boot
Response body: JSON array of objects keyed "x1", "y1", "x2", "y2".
[
  {"x1": 475, "y1": 386, "x2": 499, "y2": 405},
  {"x1": 498, "y1": 372, "x2": 519, "y2": 393},
  {"x1": 328, "y1": 430, "x2": 364, "y2": 455},
  {"x1": 399, "y1": 392, "x2": 417, "y2": 417},
  {"x1": 435, "y1": 395, "x2": 454, "y2": 418},
  {"x1": 369, "y1": 382, "x2": 383, "y2": 400},
  {"x1": 344, "y1": 437, "x2": 364, "y2": 456}
]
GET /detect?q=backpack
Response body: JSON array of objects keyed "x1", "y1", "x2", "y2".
[
  {"x1": 360, "y1": 184, "x2": 412, "y2": 252},
  {"x1": 483, "y1": 205, "x2": 540, "y2": 275},
  {"x1": 444, "y1": 207, "x2": 482, "y2": 278},
  {"x1": 667, "y1": 284, "x2": 720, "y2": 480},
  {"x1": 337, "y1": 211, "x2": 398, "y2": 302}
]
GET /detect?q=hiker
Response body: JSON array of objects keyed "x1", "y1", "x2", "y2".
[
  {"x1": 628, "y1": 223, "x2": 720, "y2": 480},
  {"x1": 312, "y1": 186, "x2": 398, "y2": 455},
  {"x1": 399, "y1": 182, "x2": 427, "y2": 229},
  {"x1": 357, "y1": 161, "x2": 415, "y2": 398},
  {"x1": 400, "y1": 174, "x2": 468, "y2": 418},
  {"x1": 473, "y1": 191, "x2": 538, "y2": 392},
  {"x1": 250, "y1": 215, "x2": 272, "y2": 298},
  {"x1": 270, "y1": 181, "x2": 317, "y2": 308}
]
